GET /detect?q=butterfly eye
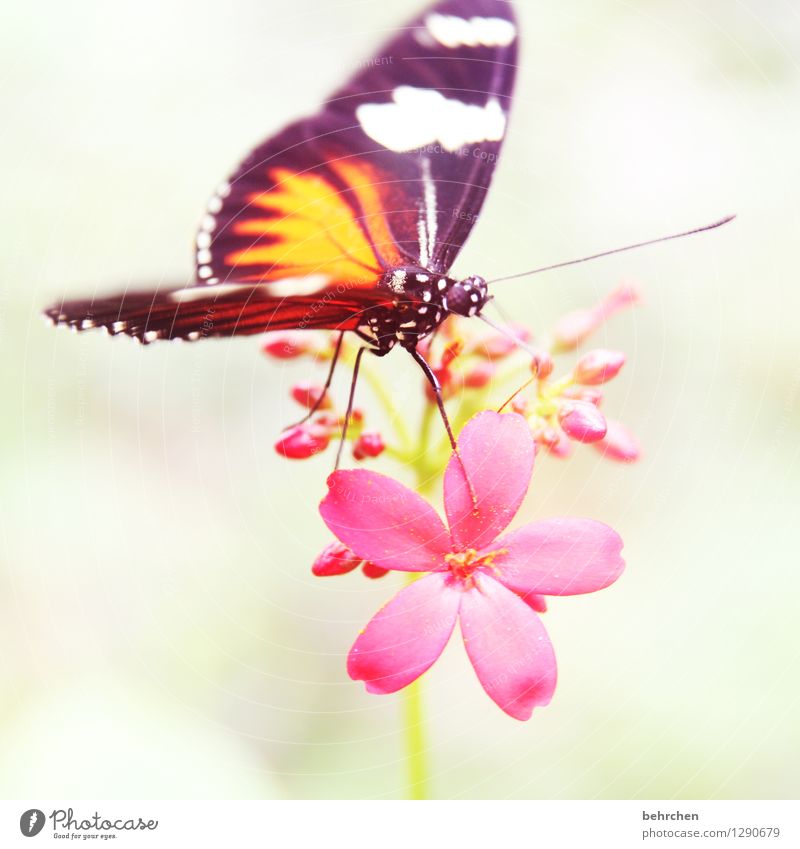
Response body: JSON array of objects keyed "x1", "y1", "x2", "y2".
[{"x1": 447, "y1": 276, "x2": 488, "y2": 317}]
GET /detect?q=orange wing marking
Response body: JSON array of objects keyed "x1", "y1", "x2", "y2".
[{"x1": 227, "y1": 161, "x2": 401, "y2": 283}]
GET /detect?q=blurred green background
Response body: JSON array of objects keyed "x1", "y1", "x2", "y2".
[{"x1": 2, "y1": 0, "x2": 798, "y2": 799}]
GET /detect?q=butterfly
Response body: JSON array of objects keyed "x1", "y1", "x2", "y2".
[{"x1": 43, "y1": 0, "x2": 731, "y2": 454}]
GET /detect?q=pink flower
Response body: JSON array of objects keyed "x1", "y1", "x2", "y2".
[{"x1": 319, "y1": 411, "x2": 624, "y2": 720}]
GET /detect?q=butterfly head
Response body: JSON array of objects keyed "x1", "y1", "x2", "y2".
[{"x1": 443, "y1": 275, "x2": 489, "y2": 318}]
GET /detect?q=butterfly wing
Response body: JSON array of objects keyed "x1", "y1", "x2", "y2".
[
  {"x1": 199, "y1": 0, "x2": 518, "y2": 289},
  {"x1": 45, "y1": 0, "x2": 518, "y2": 342},
  {"x1": 43, "y1": 284, "x2": 386, "y2": 343}
]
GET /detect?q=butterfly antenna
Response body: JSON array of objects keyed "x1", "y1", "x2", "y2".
[
  {"x1": 488, "y1": 296, "x2": 517, "y2": 327},
  {"x1": 408, "y1": 346, "x2": 478, "y2": 506},
  {"x1": 487, "y1": 215, "x2": 736, "y2": 284},
  {"x1": 335, "y1": 345, "x2": 366, "y2": 470},
  {"x1": 285, "y1": 331, "x2": 345, "y2": 430}
]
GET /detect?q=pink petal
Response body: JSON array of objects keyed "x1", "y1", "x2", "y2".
[
  {"x1": 488, "y1": 518, "x2": 625, "y2": 596},
  {"x1": 444, "y1": 411, "x2": 535, "y2": 551},
  {"x1": 347, "y1": 573, "x2": 460, "y2": 694},
  {"x1": 320, "y1": 470, "x2": 450, "y2": 572},
  {"x1": 459, "y1": 574, "x2": 556, "y2": 720}
]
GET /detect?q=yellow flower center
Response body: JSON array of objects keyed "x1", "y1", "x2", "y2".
[{"x1": 444, "y1": 547, "x2": 507, "y2": 587}]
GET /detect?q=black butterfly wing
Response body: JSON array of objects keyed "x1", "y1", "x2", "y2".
[
  {"x1": 199, "y1": 0, "x2": 518, "y2": 289},
  {"x1": 43, "y1": 284, "x2": 387, "y2": 343},
  {"x1": 45, "y1": 0, "x2": 518, "y2": 342}
]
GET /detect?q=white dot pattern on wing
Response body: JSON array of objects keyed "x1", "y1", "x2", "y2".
[
  {"x1": 356, "y1": 87, "x2": 506, "y2": 153},
  {"x1": 195, "y1": 181, "x2": 230, "y2": 284},
  {"x1": 422, "y1": 14, "x2": 516, "y2": 48}
]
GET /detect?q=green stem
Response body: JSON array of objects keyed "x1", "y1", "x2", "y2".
[
  {"x1": 359, "y1": 358, "x2": 414, "y2": 452},
  {"x1": 402, "y1": 670, "x2": 428, "y2": 800}
]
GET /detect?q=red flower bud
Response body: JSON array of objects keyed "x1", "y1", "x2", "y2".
[
  {"x1": 274, "y1": 424, "x2": 330, "y2": 459},
  {"x1": 573, "y1": 349, "x2": 625, "y2": 385},
  {"x1": 593, "y1": 419, "x2": 641, "y2": 462},
  {"x1": 532, "y1": 351, "x2": 554, "y2": 380},
  {"x1": 352, "y1": 431, "x2": 385, "y2": 460},
  {"x1": 441, "y1": 340, "x2": 463, "y2": 368},
  {"x1": 425, "y1": 366, "x2": 452, "y2": 402},
  {"x1": 544, "y1": 428, "x2": 574, "y2": 458},
  {"x1": 595, "y1": 281, "x2": 641, "y2": 322},
  {"x1": 552, "y1": 284, "x2": 641, "y2": 351},
  {"x1": 558, "y1": 400, "x2": 608, "y2": 443},
  {"x1": 291, "y1": 381, "x2": 332, "y2": 410},
  {"x1": 464, "y1": 361, "x2": 495, "y2": 388},
  {"x1": 478, "y1": 324, "x2": 531, "y2": 360},
  {"x1": 261, "y1": 332, "x2": 312, "y2": 359},
  {"x1": 533, "y1": 426, "x2": 573, "y2": 458},
  {"x1": 511, "y1": 396, "x2": 529, "y2": 415},
  {"x1": 313, "y1": 412, "x2": 340, "y2": 429},
  {"x1": 562, "y1": 386, "x2": 603, "y2": 406},
  {"x1": 312, "y1": 541, "x2": 362, "y2": 576},
  {"x1": 361, "y1": 562, "x2": 390, "y2": 579},
  {"x1": 551, "y1": 309, "x2": 597, "y2": 353}
]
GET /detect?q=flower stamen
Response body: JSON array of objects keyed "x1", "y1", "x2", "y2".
[{"x1": 445, "y1": 547, "x2": 508, "y2": 586}]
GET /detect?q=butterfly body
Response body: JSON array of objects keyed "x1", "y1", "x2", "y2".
[{"x1": 358, "y1": 269, "x2": 488, "y2": 355}]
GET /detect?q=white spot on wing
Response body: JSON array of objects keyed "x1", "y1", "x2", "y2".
[
  {"x1": 356, "y1": 87, "x2": 506, "y2": 153},
  {"x1": 417, "y1": 217, "x2": 429, "y2": 267},
  {"x1": 170, "y1": 283, "x2": 252, "y2": 303},
  {"x1": 422, "y1": 14, "x2": 516, "y2": 48},
  {"x1": 388, "y1": 269, "x2": 407, "y2": 293},
  {"x1": 420, "y1": 157, "x2": 437, "y2": 263},
  {"x1": 266, "y1": 274, "x2": 330, "y2": 297}
]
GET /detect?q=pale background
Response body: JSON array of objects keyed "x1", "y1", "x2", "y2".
[{"x1": 1, "y1": 0, "x2": 798, "y2": 799}]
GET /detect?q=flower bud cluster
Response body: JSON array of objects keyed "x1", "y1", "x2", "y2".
[{"x1": 265, "y1": 334, "x2": 386, "y2": 463}]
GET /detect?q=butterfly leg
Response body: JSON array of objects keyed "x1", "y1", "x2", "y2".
[
  {"x1": 407, "y1": 346, "x2": 477, "y2": 506},
  {"x1": 334, "y1": 345, "x2": 366, "y2": 470},
  {"x1": 408, "y1": 346, "x2": 457, "y2": 449},
  {"x1": 284, "y1": 331, "x2": 345, "y2": 429}
]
